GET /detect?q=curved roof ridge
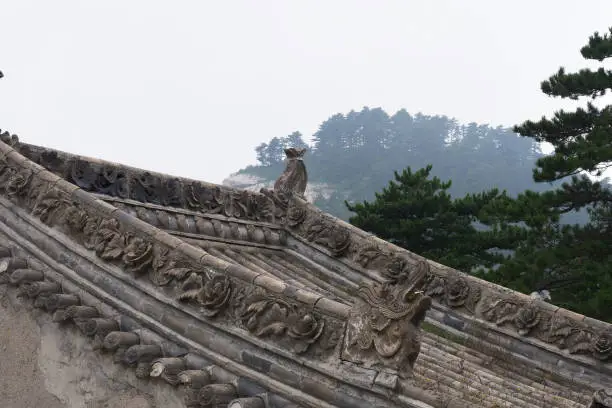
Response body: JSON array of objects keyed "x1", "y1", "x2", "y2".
[
  {"x1": 8, "y1": 134, "x2": 612, "y2": 368},
  {"x1": 0, "y1": 138, "x2": 349, "y2": 320},
  {"x1": 284, "y1": 195, "x2": 612, "y2": 369}
]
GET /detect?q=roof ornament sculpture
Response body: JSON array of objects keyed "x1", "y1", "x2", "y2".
[
  {"x1": 589, "y1": 389, "x2": 612, "y2": 408},
  {"x1": 342, "y1": 259, "x2": 432, "y2": 379},
  {"x1": 273, "y1": 147, "x2": 307, "y2": 198},
  {"x1": 0, "y1": 130, "x2": 18, "y2": 147}
]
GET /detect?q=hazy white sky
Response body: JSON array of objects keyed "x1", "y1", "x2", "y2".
[{"x1": 1, "y1": 1, "x2": 611, "y2": 183}]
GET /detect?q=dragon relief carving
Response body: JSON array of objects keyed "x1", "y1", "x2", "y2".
[
  {"x1": 70, "y1": 159, "x2": 129, "y2": 198},
  {"x1": 342, "y1": 260, "x2": 432, "y2": 377},
  {"x1": 130, "y1": 171, "x2": 161, "y2": 203},
  {"x1": 234, "y1": 287, "x2": 341, "y2": 355},
  {"x1": 59, "y1": 157, "x2": 287, "y2": 222},
  {"x1": 185, "y1": 183, "x2": 222, "y2": 213},
  {"x1": 186, "y1": 182, "x2": 281, "y2": 222}
]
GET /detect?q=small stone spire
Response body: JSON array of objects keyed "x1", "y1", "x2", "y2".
[{"x1": 273, "y1": 148, "x2": 307, "y2": 197}]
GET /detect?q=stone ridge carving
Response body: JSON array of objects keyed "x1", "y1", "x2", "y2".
[
  {"x1": 590, "y1": 389, "x2": 612, "y2": 408},
  {"x1": 273, "y1": 148, "x2": 308, "y2": 198},
  {"x1": 0, "y1": 246, "x2": 299, "y2": 408},
  {"x1": 0, "y1": 153, "x2": 343, "y2": 358},
  {"x1": 111, "y1": 201, "x2": 286, "y2": 246},
  {"x1": 177, "y1": 272, "x2": 233, "y2": 318},
  {"x1": 0, "y1": 130, "x2": 19, "y2": 147},
  {"x1": 424, "y1": 272, "x2": 482, "y2": 314},
  {"x1": 283, "y1": 198, "x2": 612, "y2": 363},
  {"x1": 16, "y1": 145, "x2": 288, "y2": 223},
  {"x1": 12, "y1": 140, "x2": 612, "y2": 365},
  {"x1": 479, "y1": 295, "x2": 612, "y2": 361},
  {"x1": 342, "y1": 259, "x2": 432, "y2": 377},
  {"x1": 235, "y1": 286, "x2": 342, "y2": 355}
]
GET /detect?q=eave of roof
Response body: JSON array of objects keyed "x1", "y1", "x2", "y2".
[{"x1": 1, "y1": 131, "x2": 610, "y2": 407}]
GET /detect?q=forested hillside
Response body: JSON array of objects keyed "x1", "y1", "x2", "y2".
[
  {"x1": 225, "y1": 25, "x2": 612, "y2": 321},
  {"x1": 225, "y1": 108, "x2": 589, "y2": 224}
]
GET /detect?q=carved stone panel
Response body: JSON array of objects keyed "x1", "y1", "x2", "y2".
[
  {"x1": 341, "y1": 261, "x2": 432, "y2": 378},
  {"x1": 590, "y1": 389, "x2": 612, "y2": 408},
  {"x1": 0, "y1": 152, "x2": 348, "y2": 361},
  {"x1": 15, "y1": 147, "x2": 288, "y2": 223},
  {"x1": 234, "y1": 287, "x2": 343, "y2": 357}
]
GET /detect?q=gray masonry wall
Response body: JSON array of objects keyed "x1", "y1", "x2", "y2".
[{"x1": 0, "y1": 284, "x2": 186, "y2": 408}]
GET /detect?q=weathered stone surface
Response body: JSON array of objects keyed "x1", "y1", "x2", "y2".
[
  {"x1": 273, "y1": 148, "x2": 308, "y2": 198},
  {"x1": 0, "y1": 285, "x2": 186, "y2": 408},
  {"x1": 590, "y1": 389, "x2": 612, "y2": 407},
  {"x1": 2, "y1": 136, "x2": 609, "y2": 408},
  {"x1": 342, "y1": 260, "x2": 432, "y2": 378}
]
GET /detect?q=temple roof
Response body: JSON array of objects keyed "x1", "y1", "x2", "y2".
[{"x1": 0, "y1": 131, "x2": 610, "y2": 407}]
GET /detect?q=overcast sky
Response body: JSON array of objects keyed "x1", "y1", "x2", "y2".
[{"x1": 1, "y1": 1, "x2": 611, "y2": 184}]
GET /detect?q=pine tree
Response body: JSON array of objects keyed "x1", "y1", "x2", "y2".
[
  {"x1": 346, "y1": 165, "x2": 527, "y2": 272},
  {"x1": 486, "y1": 27, "x2": 612, "y2": 321},
  {"x1": 514, "y1": 27, "x2": 612, "y2": 209}
]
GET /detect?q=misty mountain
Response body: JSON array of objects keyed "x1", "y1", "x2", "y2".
[{"x1": 224, "y1": 107, "x2": 591, "y2": 225}]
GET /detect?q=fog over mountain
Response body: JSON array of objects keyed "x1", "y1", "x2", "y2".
[{"x1": 224, "y1": 107, "x2": 596, "y2": 224}]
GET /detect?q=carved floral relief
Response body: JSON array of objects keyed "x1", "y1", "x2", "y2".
[
  {"x1": 3, "y1": 142, "x2": 612, "y2": 364},
  {"x1": 234, "y1": 287, "x2": 341, "y2": 355},
  {"x1": 423, "y1": 272, "x2": 481, "y2": 313},
  {"x1": 353, "y1": 243, "x2": 421, "y2": 285},
  {"x1": 592, "y1": 332, "x2": 612, "y2": 361},
  {"x1": 150, "y1": 247, "x2": 192, "y2": 286},
  {"x1": 300, "y1": 216, "x2": 351, "y2": 257},
  {"x1": 0, "y1": 156, "x2": 343, "y2": 359},
  {"x1": 178, "y1": 272, "x2": 233, "y2": 318}
]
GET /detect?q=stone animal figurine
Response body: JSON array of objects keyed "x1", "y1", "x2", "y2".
[{"x1": 273, "y1": 148, "x2": 307, "y2": 198}]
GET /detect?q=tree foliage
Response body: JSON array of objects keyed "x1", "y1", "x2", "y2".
[
  {"x1": 246, "y1": 106, "x2": 563, "y2": 220},
  {"x1": 347, "y1": 165, "x2": 526, "y2": 272},
  {"x1": 255, "y1": 131, "x2": 308, "y2": 166},
  {"x1": 481, "y1": 26, "x2": 612, "y2": 321},
  {"x1": 237, "y1": 27, "x2": 612, "y2": 321}
]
